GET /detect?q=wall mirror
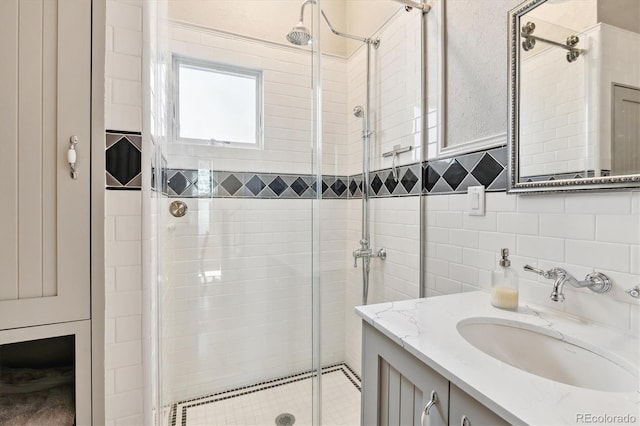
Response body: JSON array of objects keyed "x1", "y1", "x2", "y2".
[{"x1": 508, "y1": 0, "x2": 640, "y2": 192}]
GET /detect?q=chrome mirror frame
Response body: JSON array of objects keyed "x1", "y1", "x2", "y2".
[{"x1": 507, "y1": 0, "x2": 640, "y2": 194}]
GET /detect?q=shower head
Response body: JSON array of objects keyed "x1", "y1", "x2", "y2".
[
  {"x1": 286, "y1": 0, "x2": 315, "y2": 45},
  {"x1": 286, "y1": 22, "x2": 313, "y2": 45},
  {"x1": 353, "y1": 106, "x2": 365, "y2": 118},
  {"x1": 286, "y1": 0, "x2": 378, "y2": 48}
]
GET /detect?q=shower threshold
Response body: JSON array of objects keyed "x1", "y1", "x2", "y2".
[{"x1": 168, "y1": 363, "x2": 361, "y2": 426}]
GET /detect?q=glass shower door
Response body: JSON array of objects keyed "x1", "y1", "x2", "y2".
[{"x1": 152, "y1": 3, "x2": 323, "y2": 424}]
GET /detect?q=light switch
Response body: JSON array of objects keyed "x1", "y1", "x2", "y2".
[{"x1": 468, "y1": 186, "x2": 485, "y2": 216}]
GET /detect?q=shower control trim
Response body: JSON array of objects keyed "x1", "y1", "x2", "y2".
[
  {"x1": 169, "y1": 200, "x2": 188, "y2": 218},
  {"x1": 353, "y1": 243, "x2": 386, "y2": 268}
]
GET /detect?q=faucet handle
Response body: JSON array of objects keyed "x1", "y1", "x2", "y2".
[{"x1": 523, "y1": 265, "x2": 551, "y2": 279}]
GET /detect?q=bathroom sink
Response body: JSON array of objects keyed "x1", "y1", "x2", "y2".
[{"x1": 457, "y1": 318, "x2": 638, "y2": 392}]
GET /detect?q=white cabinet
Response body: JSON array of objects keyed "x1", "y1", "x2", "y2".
[
  {"x1": 362, "y1": 323, "x2": 509, "y2": 426},
  {"x1": 362, "y1": 322, "x2": 449, "y2": 425},
  {"x1": 0, "y1": 0, "x2": 91, "y2": 330}
]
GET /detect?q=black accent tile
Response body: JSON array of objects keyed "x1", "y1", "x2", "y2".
[
  {"x1": 384, "y1": 172, "x2": 399, "y2": 194},
  {"x1": 268, "y1": 176, "x2": 287, "y2": 196},
  {"x1": 246, "y1": 175, "x2": 266, "y2": 196},
  {"x1": 291, "y1": 177, "x2": 309, "y2": 196},
  {"x1": 106, "y1": 137, "x2": 142, "y2": 186},
  {"x1": 331, "y1": 178, "x2": 347, "y2": 197},
  {"x1": 321, "y1": 180, "x2": 329, "y2": 194},
  {"x1": 349, "y1": 179, "x2": 358, "y2": 196},
  {"x1": 489, "y1": 146, "x2": 508, "y2": 166},
  {"x1": 471, "y1": 154, "x2": 504, "y2": 187},
  {"x1": 400, "y1": 168, "x2": 418, "y2": 192},
  {"x1": 442, "y1": 160, "x2": 467, "y2": 190},
  {"x1": 221, "y1": 174, "x2": 243, "y2": 195},
  {"x1": 423, "y1": 164, "x2": 440, "y2": 192},
  {"x1": 370, "y1": 174, "x2": 383, "y2": 195},
  {"x1": 168, "y1": 172, "x2": 190, "y2": 195}
]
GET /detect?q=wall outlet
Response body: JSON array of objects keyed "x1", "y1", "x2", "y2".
[{"x1": 468, "y1": 186, "x2": 485, "y2": 216}]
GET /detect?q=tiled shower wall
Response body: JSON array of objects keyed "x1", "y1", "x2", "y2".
[
  {"x1": 344, "y1": 9, "x2": 423, "y2": 375},
  {"x1": 167, "y1": 22, "x2": 348, "y2": 176},
  {"x1": 161, "y1": 22, "x2": 350, "y2": 402}
]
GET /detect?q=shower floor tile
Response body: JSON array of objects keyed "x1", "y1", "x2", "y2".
[{"x1": 172, "y1": 364, "x2": 361, "y2": 426}]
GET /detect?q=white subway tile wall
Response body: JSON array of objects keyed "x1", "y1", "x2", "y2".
[
  {"x1": 423, "y1": 191, "x2": 640, "y2": 333},
  {"x1": 166, "y1": 23, "x2": 348, "y2": 176},
  {"x1": 106, "y1": 0, "x2": 143, "y2": 133},
  {"x1": 160, "y1": 197, "x2": 346, "y2": 403},
  {"x1": 347, "y1": 11, "x2": 423, "y2": 175},
  {"x1": 343, "y1": 12, "x2": 423, "y2": 376},
  {"x1": 105, "y1": 190, "x2": 144, "y2": 426}
]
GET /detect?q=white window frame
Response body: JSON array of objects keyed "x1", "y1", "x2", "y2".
[{"x1": 172, "y1": 55, "x2": 264, "y2": 149}]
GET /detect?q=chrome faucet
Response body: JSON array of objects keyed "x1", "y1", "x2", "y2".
[
  {"x1": 352, "y1": 239, "x2": 386, "y2": 268},
  {"x1": 523, "y1": 265, "x2": 612, "y2": 302}
]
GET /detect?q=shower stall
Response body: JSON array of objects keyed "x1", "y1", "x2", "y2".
[{"x1": 146, "y1": 0, "x2": 428, "y2": 424}]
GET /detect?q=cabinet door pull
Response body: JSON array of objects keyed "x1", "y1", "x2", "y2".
[
  {"x1": 68, "y1": 136, "x2": 78, "y2": 179},
  {"x1": 461, "y1": 415, "x2": 471, "y2": 426},
  {"x1": 420, "y1": 391, "x2": 438, "y2": 426},
  {"x1": 423, "y1": 390, "x2": 438, "y2": 414}
]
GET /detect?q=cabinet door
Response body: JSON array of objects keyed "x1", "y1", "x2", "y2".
[
  {"x1": 449, "y1": 384, "x2": 510, "y2": 426},
  {"x1": 0, "y1": 0, "x2": 91, "y2": 330},
  {"x1": 362, "y1": 323, "x2": 449, "y2": 426}
]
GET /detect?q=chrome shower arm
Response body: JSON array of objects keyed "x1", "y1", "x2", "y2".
[
  {"x1": 320, "y1": 10, "x2": 380, "y2": 47},
  {"x1": 297, "y1": 0, "x2": 316, "y2": 23}
]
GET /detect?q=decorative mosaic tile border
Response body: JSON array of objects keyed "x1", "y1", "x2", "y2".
[
  {"x1": 163, "y1": 146, "x2": 508, "y2": 199},
  {"x1": 110, "y1": 130, "x2": 508, "y2": 197},
  {"x1": 170, "y1": 363, "x2": 360, "y2": 426},
  {"x1": 106, "y1": 131, "x2": 142, "y2": 190},
  {"x1": 348, "y1": 163, "x2": 422, "y2": 198},
  {"x1": 164, "y1": 169, "x2": 350, "y2": 199},
  {"x1": 422, "y1": 146, "x2": 508, "y2": 194}
]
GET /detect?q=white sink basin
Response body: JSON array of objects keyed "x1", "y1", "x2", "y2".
[{"x1": 457, "y1": 317, "x2": 638, "y2": 392}]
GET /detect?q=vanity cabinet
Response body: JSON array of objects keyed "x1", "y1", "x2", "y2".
[
  {"x1": 362, "y1": 322, "x2": 509, "y2": 426},
  {"x1": 449, "y1": 383, "x2": 509, "y2": 426}
]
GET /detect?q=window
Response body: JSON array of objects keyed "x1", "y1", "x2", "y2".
[{"x1": 173, "y1": 56, "x2": 263, "y2": 148}]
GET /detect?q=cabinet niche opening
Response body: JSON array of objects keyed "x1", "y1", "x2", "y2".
[{"x1": 0, "y1": 335, "x2": 76, "y2": 425}]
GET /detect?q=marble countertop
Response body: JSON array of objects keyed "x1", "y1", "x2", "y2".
[{"x1": 355, "y1": 292, "x2": 640, "y2": 425}]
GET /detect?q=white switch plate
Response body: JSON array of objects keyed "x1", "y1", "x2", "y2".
[{"x1": 468, "y1": 186, "x2": 485, "y2": 216}]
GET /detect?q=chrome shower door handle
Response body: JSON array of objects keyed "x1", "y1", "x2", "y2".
[{"x1": 68, "y1": 136, "x2": 78, "y2": 179}]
